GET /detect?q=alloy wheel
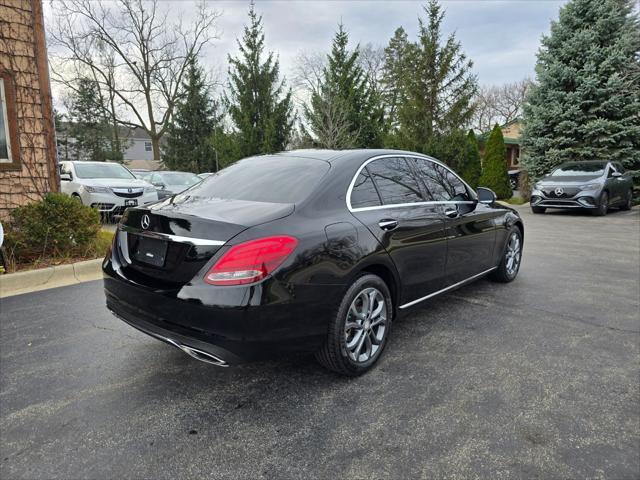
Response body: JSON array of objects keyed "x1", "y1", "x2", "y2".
[
  {"x1": 505, "y1": 232, "x2": 521, "y2": 276},
  {"x1": 344, "y1": 287, "x2": 387, "y2": 363}
]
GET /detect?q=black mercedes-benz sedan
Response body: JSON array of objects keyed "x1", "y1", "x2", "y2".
[{"x1": 103, "y1": 149, "x2": 524, "y2": 376}]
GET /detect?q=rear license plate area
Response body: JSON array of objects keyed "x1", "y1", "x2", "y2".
[{"x1": 133, "y1": 236, "x2": 168, "y2": 267}]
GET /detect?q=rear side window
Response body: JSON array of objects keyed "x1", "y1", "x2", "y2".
[
  {"x1": 412, "y1": 159, "x2": 472, "y2": 202},
  {"x1": 366, "y1": 157, "x2": 426, "y2": 205},
  {"x1": 350, "y1": 168, "x2": 382, "y2": 208},
  {"x1": 187, "y1": 156, "x2": 330, "y2": 204}
]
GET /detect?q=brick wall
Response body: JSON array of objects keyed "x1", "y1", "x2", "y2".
[{"x1": 0, "y1": 0, "x2": 58, "y2": 220}]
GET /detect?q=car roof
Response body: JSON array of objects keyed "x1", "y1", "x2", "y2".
[{"x1": 274, "y1": 149, "x2": 435, "y2": 164}]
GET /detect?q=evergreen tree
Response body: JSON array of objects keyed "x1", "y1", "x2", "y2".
[
  {"x1": 226, "y1": 4, "x2": 294, "y2": 157},
  {"x1": 389, "y1": 1, "x2": 477, "y2": 153},
  {"x1": 522, "y1": 0, "x2": 640, "y2": 178},
  {"x1": 304, "y1": 24, "x2": 384, "y2": 149},
  {"x1": 66, "y1": 78, "x2": 112, "y2": 162},
  {"x1": 163, "y1": 58, "x2": 221, "y2": 173},
  {"x1": 461, "y1": 130, "x2": 482, "y2": 189},
  {"x1": 381, "y1": 27, "x2": 410, "y2": 141},
  {"x1": 479, "y1": 124, "x2": 512, "y2": 199}
]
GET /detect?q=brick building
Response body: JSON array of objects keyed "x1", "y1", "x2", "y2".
[{"x1": 0, "y1": 0, "x2": 58, "y2": 220}]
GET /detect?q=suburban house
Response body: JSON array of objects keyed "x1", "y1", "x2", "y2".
[
  {"x1": 56, "y1": 124, "x2": 162, "y2": 172},
  {"x1": 479, "y1": 119, "x2": 523, "y2": 169},
  {"x1": 0, "y1": 0, "x2": 58, "y2": 220}
]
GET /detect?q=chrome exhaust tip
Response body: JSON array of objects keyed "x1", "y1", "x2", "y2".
[{"x1": 177, "y1": 344, "x2": 229, "y2": 367}]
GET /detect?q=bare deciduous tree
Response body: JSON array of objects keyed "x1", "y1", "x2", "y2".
[
  {"x1": 49, "y1": 0, "x2": 221, "y2": 161},
  {"x1": 304, "y1": 92, "x2": 359, "y2": 149},
  {"x1": 471, "y1": 78, "x2": 533, "y2": 133}
]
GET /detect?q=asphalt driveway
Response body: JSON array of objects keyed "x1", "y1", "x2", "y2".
[{"x1": 1, "y1": 206, "x2": 639, "y2": 479}]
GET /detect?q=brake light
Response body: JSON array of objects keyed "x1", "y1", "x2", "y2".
[{"x1": 204, "y1": 235, "x2": 298, "y2": 286}]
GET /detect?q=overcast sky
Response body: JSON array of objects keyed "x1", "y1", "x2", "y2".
[
  {"x1": 45, "y1": 0, "x2": 568, "y2": 105},
  {"x1": 204, "y1": 0, "x2": 566, "y2": 85}
]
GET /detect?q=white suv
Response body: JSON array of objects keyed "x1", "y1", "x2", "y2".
[{"x1": 59, "y1": 161, "x2": 158, "y2": 215}]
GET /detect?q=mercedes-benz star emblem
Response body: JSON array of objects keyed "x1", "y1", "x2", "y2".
[
  {"x1": 127, "y1": 188, "x2": 133, "y2": 193},
  {"x1": 141, "y1": 214, "x2": 150, "y2": 230},
  {"x1": 555, "y1": 187, "x2": 564, "y2": 196}
]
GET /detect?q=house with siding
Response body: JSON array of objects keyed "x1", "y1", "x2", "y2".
[{"x1": 0, "y1": 0, "x2": 58, "y2": 220}]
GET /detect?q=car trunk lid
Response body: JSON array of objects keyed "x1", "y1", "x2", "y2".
[{"x1": 114, "y1": 195, "x2": 294, "y2": 288}]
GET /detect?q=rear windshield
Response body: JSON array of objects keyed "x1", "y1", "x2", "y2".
[
  {"x1": 74, "y1": 163, "x2": 135, "y2": 179},
  {"x1": 187, "y1": 156, "x2": 330, "y2": 203},
  {"x1": 551, "y1": 163, "x2": 606, "y2": 176}
]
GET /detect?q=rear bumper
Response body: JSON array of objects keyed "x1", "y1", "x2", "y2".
[{"x1": 103, "y1": 258, "x2": 340, "y2": 364}]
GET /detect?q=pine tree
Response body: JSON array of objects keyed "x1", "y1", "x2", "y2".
[
  {"x1": 66, "y1": 78, "x2": 112, "y2": 162},
  {"x1": 163, "y1": 58, "x2": 220, "y2": 173},
  {"x1": 381, "y1": 27, "x2": 410, "y2": 141},
  {"x1": 479, "y1": 124, "x2": 512, "y2": 199},
  {"x1": 390, "y1": 1, "x2": 477, "y2": 153},
  {"x1": 522, "y1": 0, "x2": 640, "y2": 178},
  {"x1": 226, "y1": 4, "x2": 294, "y2": 157},
  {"x1": 304, "y1": 24, "x2": 384, "y2": 148},
  {"x1": 461, "y1": 130, "x2": 482, "y2": 189}
]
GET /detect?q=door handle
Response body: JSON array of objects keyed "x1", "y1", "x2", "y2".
[
  {"x1": 444, "y1": 208, "x2": 459, "y2": 218},
  {"x1": 378, "y1": 219, "x2": 398, "y2": 231}
]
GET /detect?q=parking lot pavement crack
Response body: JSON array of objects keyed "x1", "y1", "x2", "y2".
[
  {"x1": 450, "y1": 294, "x2": 640, "y2": 334},
  {"x1": 88, "y1": 321, "x2": 138, "y2": 340}
]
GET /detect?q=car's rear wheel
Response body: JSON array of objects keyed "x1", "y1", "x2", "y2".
[
  {"x1": 531, "y1": 206, "x2": 546, "y2": 214},
  {"x1": 490, "y1": 227, "x2": 522, "y2": 283},
  {"x1": 621, "y1": 189, "x2": 633, "y2": 211},
  {"x1": 591, "y1": 191, "x2": 608, "y2": 216},
  {"x1": 315, "y1": 274, "x2": 392, "y2": 376}
]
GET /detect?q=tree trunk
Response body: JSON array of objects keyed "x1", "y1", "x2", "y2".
[{"x1": 152, "y1": 135, "x2": 161, "y2": 162}]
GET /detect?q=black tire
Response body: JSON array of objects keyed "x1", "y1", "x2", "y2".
[
  {"x1": 315, "y1": 274, "x2": 393, "y2": 376},
  {"x1": 591, "y1": 191, "x2": 608, "y2": 216},
  {"x1": 490, "y1": 226, "x2": 523, "y2": 283},
  {"x1": 531, "y1": 206, "x2": 546, "y2": 214},
  {"x1": 71, "y1": 193, "x2": 83, "y2": 204},
  {"x1": 620, "y1": 189, "x2": 633, "y2": 211}
]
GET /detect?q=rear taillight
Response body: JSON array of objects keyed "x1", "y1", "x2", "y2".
[{"x1": 204, "y1": 235, "x2": 298, "y2": 286}]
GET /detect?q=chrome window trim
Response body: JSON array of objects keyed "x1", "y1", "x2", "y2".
[
  {"x1": 346, "y1": 153, "x2": 477, "y2": 213},
  {"x1": 399, "y1": 267, "x2": 498, "y2": 309},
  {"x1": 119, "y1": 225, "x2": 226, "y2": 246}
]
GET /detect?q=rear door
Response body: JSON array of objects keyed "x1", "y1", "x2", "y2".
[
  {"x1": 411, "y1": 158, "x2": 498, "y2": 285},
  {"x1": 348, "y1": 156, "x2": 447, "y2": 304}
]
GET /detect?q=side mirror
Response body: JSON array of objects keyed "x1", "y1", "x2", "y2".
[
  {"x1": 477, "y1": 187, "x2": 497, "y2": 204},
  {"x1": 612, "y1": 171, "x2": 622, "y2": 178},
  {"x1": 60, "y1": 173, "x2": 72, "y2": 181}
]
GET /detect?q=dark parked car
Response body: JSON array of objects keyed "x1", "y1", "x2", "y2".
[
  {"x1": 530, "y1": 160, "x2": 634, "y2": 215},
  {"x1": 104, "y1": 150, "x2": 524, "y2": 375},
  {"x1": 508, "y1": 169, "x2": 521, "y2": 190},
  {"x1": 142, "y1": 171, "x2": 202, "y2": 199}
]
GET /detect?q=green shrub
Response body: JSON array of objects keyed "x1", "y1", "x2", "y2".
[
  {"x1": 461, "y1": 130, "x2": 482, "y2": 189},
  {"x1": 479, "y1": 124, "x2": 512, "y2": 199},
  {"x1": 4, "y1": 192, "x2": 101, "y2": 265}
]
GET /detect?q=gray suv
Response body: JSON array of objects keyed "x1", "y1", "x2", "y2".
[{"x1": 530, "y1": 160, "x2": 634, "y2": 216}]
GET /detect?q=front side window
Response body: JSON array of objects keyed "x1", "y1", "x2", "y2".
[
  {"x1": 412, "y1": 159, "x2": 471, "y2": 202},
  {"x1": 365, "y1": 157, "x2": 426, "y2": 205},
  {"x1": 74, "y1": 162, "x2": 136, "y2": 180},
  {"x1": 350, "y1": 168, "x2": 382, "y2": 208}
]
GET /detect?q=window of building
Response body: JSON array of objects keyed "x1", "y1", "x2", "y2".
[
  {"x1": 144, "y1": 141, "x2": 152, "y2": 152},
  {"x1": 0, "y1": 73, "x2": 20, "y2": 171}
]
